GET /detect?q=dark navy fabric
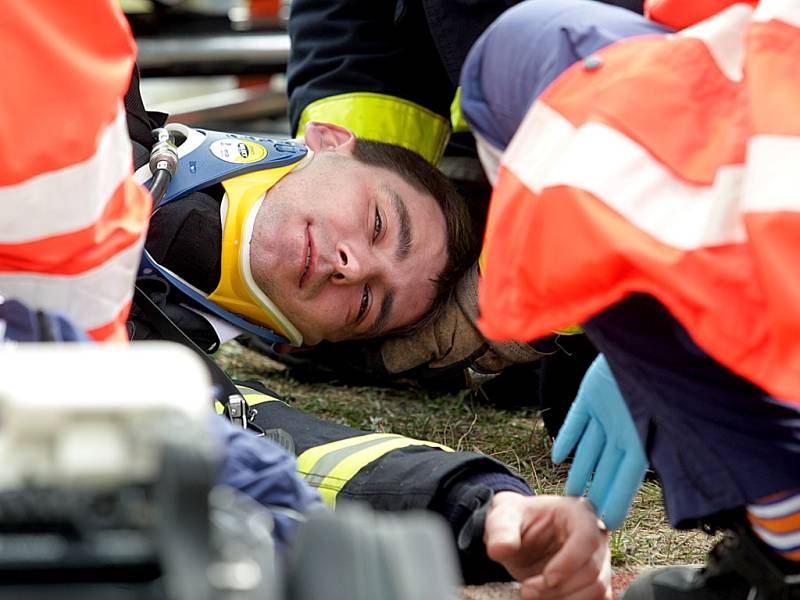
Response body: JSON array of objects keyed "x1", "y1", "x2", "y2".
[
  {"x1": 585, "y1": 296, "x2": 800, "y2": 528},
  {"x1": 460, "y1": 0, "x2": 669, "y2": 151},
  {"x1": 0, "y1": 299, "x2": 89, "y2": 342},
  {"x1": 460, "y1": 0, "x2": 800, "y2": 527},
  {"x1": 288, "y1": 0, "x2": 644, "y2": 134}
]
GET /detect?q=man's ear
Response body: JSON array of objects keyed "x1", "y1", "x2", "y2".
[{"x1": 303, "y1": 121, "x2": 356, "y2": 154}]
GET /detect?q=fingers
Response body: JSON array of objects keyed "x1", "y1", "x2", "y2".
[
  {"x1": 598, "y1": 452, "x2": 648, "y2": 530},
  {"x1": 586, "y1": 444, "x2": 623, "y2": 522},
  {"x1": 486, "y1": 495, "x2": 613, "y2": 595},
  {"x1": 551, "y1": 399, "x2": 589, "y2": 464},
  {"x1": 564, "y1": 419, "x2": 605, "y2": 496},
  {"x1": 523, "y1": 556, "x2": 605, "y2": 597},
  {"x1": 483, "y1": 493, "x2": 524, "y2": 562},
  {"x1": 521, "y1": 574, "x2": 610, "y2": 600},
  {"x1": 520, "y1": 547, "x2": 610, "y2": 600},
  {"x1": 485, "y1": 494, "x2": 563, "y2": 582},
  {"x1": 540, "y1": 499, "x2": 608, "y2": 590}
]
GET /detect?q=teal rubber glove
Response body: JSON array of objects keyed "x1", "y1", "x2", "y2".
[{"x1": 551, "y1": 354, "x2": 648, "y2": 530}]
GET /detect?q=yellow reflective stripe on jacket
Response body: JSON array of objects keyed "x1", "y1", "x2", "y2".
[
  {"x1": 297, "y1": 433, "x2": 453, "y2": 509},
  {"x1": 296, "y1": 432, "x2": 394, "y2": 473},
  {"x1": 553, "y1": 325, "x2": 584, "y2": 335},
  {"x1": 236, "y1": 385, "x2": 284, "y2": 406},
  {"x1": 296, "y1": 92, "x2": 451, "y2": 165},
  {"x1": 450, "y1": 87, "x2": 470, "y2": 134},
  {"x1": 214, "y1": 387, "x2": 283, "y2": 415}
]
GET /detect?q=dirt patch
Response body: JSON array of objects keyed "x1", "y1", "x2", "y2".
[
  {"x1": 461, "y1": 582, "x2": 520, "y2": 599},
  {"x1": 460, "y1": 569, "x2": 645, "y2": 599},
  {"x1": 612, "y1": 570, "x2": 642, "y2": 598}
]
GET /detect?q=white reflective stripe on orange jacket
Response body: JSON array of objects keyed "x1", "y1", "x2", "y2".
[
  {"x1": 479, "y1": 0, "x2": 800, "y2": 403},
  {"x1": 0, "y1": 3, "x2": 151, "y2": 341}
]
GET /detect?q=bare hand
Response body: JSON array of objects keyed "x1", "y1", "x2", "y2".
[{"x1": 484, "y1": 492, "x2": 611, "y2": 599}]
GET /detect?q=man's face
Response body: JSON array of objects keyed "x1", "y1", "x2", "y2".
[{"x1": 249, "y1": 125, "x2": 447, "y2": 346}]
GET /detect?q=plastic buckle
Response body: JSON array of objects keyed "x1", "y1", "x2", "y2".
[{"x1": 227, "y1": 395, "x2": 247, "y2": 429}]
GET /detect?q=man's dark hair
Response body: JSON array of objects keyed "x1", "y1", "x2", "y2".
[{"x1": 351, "y1": 138, "x2": 481, "y2": 335}]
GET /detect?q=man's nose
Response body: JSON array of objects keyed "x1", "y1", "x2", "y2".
[{"x1": 331, "y1": 241, "x2": 377, "y2": 284}]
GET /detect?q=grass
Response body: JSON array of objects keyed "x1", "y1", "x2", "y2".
[{"x1": 216, "y1": 339, "x2": 715, "y2": 569}]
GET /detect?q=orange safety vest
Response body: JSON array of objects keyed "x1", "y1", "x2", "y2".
[
  {"x1": 479, "y1": 1, "x2": 800, "y2": 404},
  {"x1": 645, "y1": 0, "x2": 758, "y2": 29},
  {"x1": 0, "y1": 3, "x2": 150, "y2": 341}
]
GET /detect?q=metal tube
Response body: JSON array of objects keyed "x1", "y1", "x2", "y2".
[{"x1": 137, "y1": 32, "x2": 289, "y2": 76}]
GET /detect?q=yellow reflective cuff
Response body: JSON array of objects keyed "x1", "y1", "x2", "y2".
[
  {"x1": 214, "y1": 401, "x2": 225, "y2": 415},
  {"x1": 297, "y1": 433, "x2": 453, "y2": 509},
  {"x1": 554, "y1": 325, "x2": 584, "y2": 335},
  {"x1": 450, "y1": 87, "x2": 470, "y2": 134},
  {"x1": 297, "y1": 93, "x2": 451, "y2": 165}
]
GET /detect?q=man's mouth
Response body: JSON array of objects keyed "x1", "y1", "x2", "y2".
[{"x1": 299, "y1": 225, "x2": 314, "y2": 289}]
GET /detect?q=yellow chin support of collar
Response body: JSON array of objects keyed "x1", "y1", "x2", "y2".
[{"x1": 208, "y1": 162, "x2": 305, "y2": 346}]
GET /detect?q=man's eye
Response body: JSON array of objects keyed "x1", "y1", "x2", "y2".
[
  {"x1": 356, "y1": 285, "x2": 370, "y2": 322},
  {"x1": 373, "y1": 209, "x2": 383, "y2": 241}
]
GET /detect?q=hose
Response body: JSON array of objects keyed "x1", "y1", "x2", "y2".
[
  {"x1": 148, "y1": 127, "x2": 179, "y2": 206},
  {"x1": 149, "y1": 169, "x2": 173, "y2": 207}
]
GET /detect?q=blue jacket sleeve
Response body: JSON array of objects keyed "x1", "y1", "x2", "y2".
[
  {"x1": 460, "y1": 0, "x2": 670, "y2": 152},
  {"x1": 209, "y1": 415, "x2": 325, "y2": 549},
  {"x1": 0, "y1": 299, "x2": 89, "y2": 342}
]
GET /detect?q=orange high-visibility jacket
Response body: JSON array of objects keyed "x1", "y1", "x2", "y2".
[
  {"x1": 0, "y1": 4, "x2": 151, "y2": 341},
  {"x1": 645, "y1": 0, "x2": 758, "y2": 29},
  {"x1": 479, "y1": 0, "x2": 800, "y2": 403}
]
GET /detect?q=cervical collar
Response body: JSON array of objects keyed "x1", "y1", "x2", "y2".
[
  {"x1": 137, "y1": 124, "x2": 309, "y2": 346},
  {"x1": 209, "y1": 163, "x2": 306, "y2": 346}
]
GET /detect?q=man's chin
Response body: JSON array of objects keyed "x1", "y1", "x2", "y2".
[{"x1": 289, "y1": 321, "x2": 322, "y2": 347}]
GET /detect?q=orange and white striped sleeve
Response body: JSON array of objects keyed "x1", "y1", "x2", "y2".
[
  {"x1": 645, "y1": 0, "x2": 758, "y2": 29},
  {"x1": 478, "y1": 0, "x2": 800, "y2": 403},
  {"x1": 0, "y1": 3, "x2": 152, "y2": 341}
]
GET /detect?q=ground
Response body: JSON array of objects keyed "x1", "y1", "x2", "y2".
[
  {"x1": 216, "y1": 340, "x2": 713, "y2": 598},
  {"x1": 461, "y1": 570, "x2": 643, "y2": 599}
]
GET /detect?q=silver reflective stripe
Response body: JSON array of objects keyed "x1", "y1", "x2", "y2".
[{"x1": 300, "y1": 434, "x2": 402, "y2": 488}]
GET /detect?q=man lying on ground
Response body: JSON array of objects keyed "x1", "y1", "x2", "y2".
[
  {"x1": 464, "y1": 0, "x2": 800, "y2": 598},
  {"x1": 120, "y1": 70, "x2": 611, "y2": 592}
]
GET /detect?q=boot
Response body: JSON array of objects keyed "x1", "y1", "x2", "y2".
[{"x1": 621, "y1": 525, "x2": 800, "y2": 600}]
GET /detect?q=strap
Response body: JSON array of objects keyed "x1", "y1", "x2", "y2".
[
  {"x1": 132, "y1": 284, "x2": 251, "y2": 429},
  {"x1": 140, "y1": 249, "x2": 289, "y2": 345}
]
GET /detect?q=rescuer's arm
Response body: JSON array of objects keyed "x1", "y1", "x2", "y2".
[
  {"x1": 287, "y1": 0, "x2": 455, "y2": 162},
  {"x1": 229, "y1": 381, "x2": 537, "y2": 584}
]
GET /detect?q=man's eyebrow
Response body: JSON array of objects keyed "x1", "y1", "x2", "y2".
[
  {"x1": 385, "y1": 186, "x2": 413, "y2": 261},
  {"x1": 363, "y1": 288, "x2": 395, "y2": 339}
]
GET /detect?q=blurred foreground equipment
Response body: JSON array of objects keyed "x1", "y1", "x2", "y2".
[
  {"x1": 0, "y1": 344, "x2": 279, "y2": 600},
  {"x1": 0, "y1": 344, "x2": 461, "y2": 600},
  {"x1": 126, "y1": 0, "x2": 291, "y2": 131}
]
